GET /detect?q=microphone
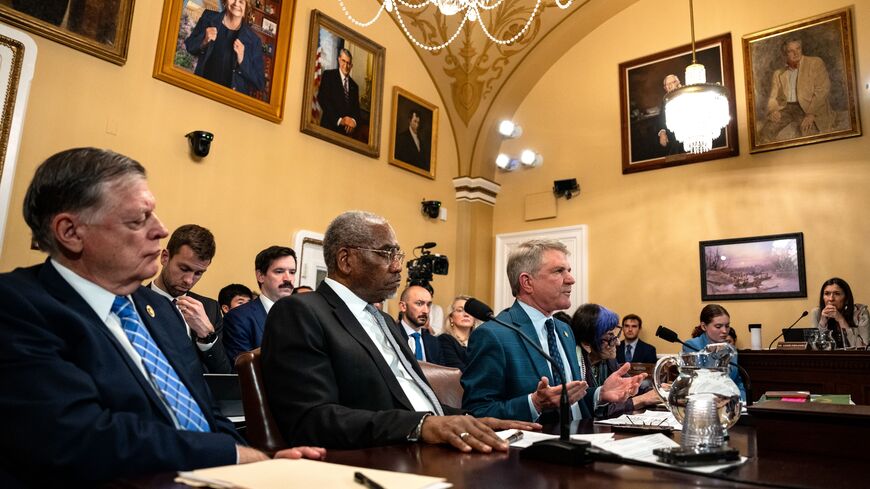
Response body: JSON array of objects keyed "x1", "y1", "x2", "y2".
[
  {"x1": 656, "y1": 325, "x2": 752, "y2": 402},
  {"x1": 766, "y1": 310, "x2": 808, "y2": 350},
  {"x1": 465, "y1": 298, "x2": 591, "y2": 465},
  {"x1": 417, "y1": 242, "x2": 437, "y2": 250}
]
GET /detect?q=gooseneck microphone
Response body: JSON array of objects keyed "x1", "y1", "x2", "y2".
[
  {"x1": 465, "y1": 298, "x2": 591, "y2": 465},
  {"x1": 766, "y1": 310, "x2": 809, "y2": 350},
  {"x1": 655, "y1": 325, "x2": 752, "y2": 401}
]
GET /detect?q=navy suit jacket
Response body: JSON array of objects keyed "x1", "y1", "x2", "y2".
[
  {"x1": 0, "y1": 261, "x2": 241, "y2": 486},
  {"x1": 394, "y1": 320, "x2": 443, "y2": 365},
  {"x1": 222, "y1": 297, "x2": 268, "y2": 364},
  {"x1": 317, "y1": 68, "x2": 362, "y2": 134},
  {"x1": 616, "y1": 338, "x2": 658, "y2": 364},
  {"x1": 461, "y1": 301, "x2": 591, "y2": 422}
]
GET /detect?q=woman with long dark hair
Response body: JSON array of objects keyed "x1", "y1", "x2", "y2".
[
  {"x1": 812, "y1": 277, "x2": 869, "y2": 348},
  {"x1": 683, "y1": 304, "x2": 746, "y2": 401}
]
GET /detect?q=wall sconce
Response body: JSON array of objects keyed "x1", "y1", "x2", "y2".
[
  {"x1": 495, "y1": 153, "x2": 519, "y2": 171},
  {"x1": 498, "y1": 120, "x2": 523, "y2": 138},
  {"x1": 520, "y1": 149, "x2": 543, "y2": 167}
]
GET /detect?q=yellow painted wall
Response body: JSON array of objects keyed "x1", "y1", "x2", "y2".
[
  {"x1": 494, "y1": 0, "x2": 870, "y2": 353},
  {"x1": 0, "y1": 1, "x2": 460, "y2": 310}
]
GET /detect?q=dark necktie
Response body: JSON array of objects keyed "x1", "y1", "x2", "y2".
[
  {"x1": 112, "y1": 296, "x2": 209, "y2": 432},
  {"x1": 625, "y1": 344, "x2": 633, "y2": 363},
  {"x1": 410, "y1": 332, "x2": 424, "y2": 361},
  {"x1": 343, "y1": 75, "x2": 349, "y2": 103},
  {"x1": 365, "y1": 304, "x2": 444, "y2": 415},
  {"x1": 545, "y1": 318, "x2": 565, "y2": 386}
]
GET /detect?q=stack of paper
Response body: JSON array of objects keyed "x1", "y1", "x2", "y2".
[
  {"x1": 596, "y1": 433, "x2": 747, "y2": 474},
  {"x1": 594, "y1": 410, "x2": 683, "y2": 430},
  {"x1": 175, "y1": 459, "x2": 451, "y2": 489}
]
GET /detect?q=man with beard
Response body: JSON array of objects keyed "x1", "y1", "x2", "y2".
[
  {"x1": 261, "y1": 211, "x2": 538, "y2": 449},
  {"x1": 396, "y1": 284, "x2": 443, "y2": 364},
  {"x1": 151, "y1": 224, "x2": 231, "y2": 373},
  {"x1": 223, "y1": 246, "x2": 296, "y2": 362}
]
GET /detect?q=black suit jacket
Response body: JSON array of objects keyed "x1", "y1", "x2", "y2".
[
  {"x1": 0, "y1": 261, "x2": 241, "y2": 486},
  {"x1": 394, "y1": 129, "x2": 429, "y2": 168},
  {"x1": 616, "y1": 338, "x2": 658, "y2": 364},
  {"x1": 261, "y1": 282, "x2": 459, "y2": 449},
  {"x1": 186, "y1": 291, "x2": 232, "y2": 373},
  {"x1": 317, "y1": 68, "x2": 362, "y2": 135}
]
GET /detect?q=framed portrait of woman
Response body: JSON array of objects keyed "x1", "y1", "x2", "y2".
[{"x1": 152, "y1": 0, "x2": 297, "y2": 123}]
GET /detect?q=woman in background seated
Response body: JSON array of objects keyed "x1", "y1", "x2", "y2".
[
  {"x1": 571, "y1": 304, "x2": 661, "y2": 419},
  {"x1": 684, "y1": 304, "x2": 746, "y2": 401},
  {"x1": 812, "y1": 277, "x2": 869, "y2": 348},
  {"x1": 726, "y1": 327, "x2": 737, "y2": 346},
  {"x1": 438, "y1": 296, "x2": 477, "y2": 371}
]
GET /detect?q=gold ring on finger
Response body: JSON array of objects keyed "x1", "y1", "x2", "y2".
[{"x1": 459, "y1": 432, "x2": 470, "y2": 441}]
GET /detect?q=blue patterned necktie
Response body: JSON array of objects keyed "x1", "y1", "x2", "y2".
[
  {"x1": 625, "y1": 344, "x2": 633, "y2": 363},
  {"x1": 545, "y1": 318, "x2": 565, "y2": 386},
  {"x1": 410, "y1": 332, "x2": 424, "y2": 361},
  {"x1": 112, "y1": 296, "x2": 210, "y2": 432}
]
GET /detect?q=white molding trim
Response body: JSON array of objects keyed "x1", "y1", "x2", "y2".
[{"x1": 452, "y1": 177, "x2": 500, "y2": 206}]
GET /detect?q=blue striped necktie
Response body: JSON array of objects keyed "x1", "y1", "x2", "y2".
[
  {"x1": 112, "y1": 296, "x2": 210, "y2": 432},
  {"x1": 410, "y1": 332, "x2": 424, "y2": 360}
]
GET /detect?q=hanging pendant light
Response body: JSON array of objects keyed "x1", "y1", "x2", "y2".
[{"x1": 664, "y1": 0, "x2": 730, "y2": 154}]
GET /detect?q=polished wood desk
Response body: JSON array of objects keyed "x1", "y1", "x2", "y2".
[
  {"x1": 113, "y1": 418, "x2": 863, "y2": 489},
  {"x1": 740, "y1": 350, "x2": 870, "y2": 404}
]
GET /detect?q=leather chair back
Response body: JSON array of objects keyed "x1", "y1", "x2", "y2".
[
  {"x1": 235, "y1": 348, "x2": 286, "y2": 454},
  {"x1": 418, "y1": 361, "x2": 463, "y2": 409}
]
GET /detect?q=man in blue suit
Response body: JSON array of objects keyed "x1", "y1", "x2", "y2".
[
  {"x1": 396, "y1": 284, "x2": 443, "y2": 364},
  {"x1": 462, "y1": 240, "x2": 643, "y2": 422},
  {"x1": 222, "y1": 245, "x2": 296, "y2": 363},
  {"x1": 0, "y1": 148, "x2": 322, "y2": 486},
  {"x1": 616, "y1": 314, "x2": 658, "y2": 364}
]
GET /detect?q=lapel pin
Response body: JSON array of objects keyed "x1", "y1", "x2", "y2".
[
  {"x1": 563, "y1": 331, "x2": 568, "y2": 337},
  {"x1": 146, "y1": 305, "x2": 156, "y2": 318}
]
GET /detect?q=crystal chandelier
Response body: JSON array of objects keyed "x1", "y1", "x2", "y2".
[
  {"x1": 664, "y1": 0, "x2": 730, "y2": 154},
  {"x1": 337, "y1": 0, "x2": 574, "y2": 51}
]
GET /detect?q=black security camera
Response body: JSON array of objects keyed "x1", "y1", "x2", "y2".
[
  {"x1": 421, "y1": 200, "x2": 441, "y2": 219},
  {"x1": 553, "y1": 178, "x2": 580, "y2": 200},
  {"x1": 186, "y1": 131, "x2": 214, "y2": 158}
]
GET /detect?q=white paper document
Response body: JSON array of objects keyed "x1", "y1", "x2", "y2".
[
  {"x1": 503, "y1": 430, "x2": 615, "y2": 448},
  {"x1": 596, "y1": 433, "x2": 748, "y2": 474},
  {"x1": 594, "y1": 410, "x2": 683, "y2": 430}
]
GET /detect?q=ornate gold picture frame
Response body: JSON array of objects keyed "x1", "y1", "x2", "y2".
[
  {"x1": 0, "y1": 0, "x2": 134, "y2": 65},
  {"x1": 300, "y1": 10, "x2": 385, "y2": 158},
  {"x1": 153, "y1": 0, "x2": 297, "y2": 123},
  {"x1": 389, "y1": 86, "x2": 438, "y2": 179},
  {"x1": 742, "y1": 8, "x2": 861, "y2": 153}
]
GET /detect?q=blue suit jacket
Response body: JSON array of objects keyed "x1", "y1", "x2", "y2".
[
  {"x1": 222, "y1": 297, "x2": 268, "y2": 364},
  {"x1": 617, "y1": 338, "x2": 658, "y2": 364},
  {"x1": 683, "y1": 334, "x2": 747, "y2": 401},
  {"x1": 461, "y1": 301, "x2": 591, "y2": 422},
  {"x1": 0, "y1": 261, "x2": 240, "y2": 486}
]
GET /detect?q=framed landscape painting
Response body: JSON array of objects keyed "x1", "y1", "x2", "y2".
[{"x1": 699, "y1": 233, "x2": 806, "y2": 301}]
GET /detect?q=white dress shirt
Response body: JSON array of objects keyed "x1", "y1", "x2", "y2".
[
  {"x1": 324, "y1": 278, "x2": 437, "y2": 413},
  {"x1": 148, "y1": 282, "x2": 215, "y2": 351},
  {"x1": 259, "y1": 294, "x2": 275, "y2": 314},
  {"x1": 401, "y1": 320, "x2": 426, "y2": 362}
]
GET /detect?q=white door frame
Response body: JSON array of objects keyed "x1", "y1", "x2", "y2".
[{"x1": 494, "y1": 225, "x2": 588, "y2": 315}]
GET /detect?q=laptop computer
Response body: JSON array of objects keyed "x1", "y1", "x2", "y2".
[
  {"x1": 203, "y1": 373, "x2": 244, "y2": 418},
  {"x1": 782, "y1": 327, "x2": 817, "y2": 342}
]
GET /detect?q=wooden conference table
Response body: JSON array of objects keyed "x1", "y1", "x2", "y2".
[{"x1": 113, "y1": 415, "x2": 863, "y2": 489}]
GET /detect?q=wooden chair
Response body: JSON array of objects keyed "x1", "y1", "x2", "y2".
[
  {"x1": 234, "y1": 348, "x2": 286, "y2": 454},
  {"x1": 418, "y1": 361, "x2": 464, "y2": 409}
]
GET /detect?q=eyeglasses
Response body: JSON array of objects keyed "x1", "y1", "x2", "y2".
[
  {"x1": 350, "y1": 247, "x2": 406, "y2": 265},
  {"x1": 602, "y1": 327, "x2": 623, "y2": 345}
]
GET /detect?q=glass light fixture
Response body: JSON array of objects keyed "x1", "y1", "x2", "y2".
[
  {"x1": 495, "y1": 153, "x2": 517, "y2": 171},
  {"x1": 337, "y1": 0, "x2": 574, "y2": 51},
  {"x1": 498, "y1": 120, "x2": 523, "y2": 138},
  {"x1": 664, "y1": 0, "x2": 730, "y2": 154},
  {"x1": 520, "y1": 150, "x2": 543, "y2": 167}
]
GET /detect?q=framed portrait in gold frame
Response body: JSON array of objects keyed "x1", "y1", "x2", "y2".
[
  {"x1": 152, "y1": 0, "x2": 296, "y2": 123},
  {"x1": 742, "y1": 8, "x2": 861, "y2": 153},
  {"x1": 389, "y1": 86, "x2": 438, "y2": 179},
  {"x1": 300, "y1": 10, "x2": 385, "y2": 158},
  {"x1": 0, "y1": 0, "x2": 134, "y2": 65}
]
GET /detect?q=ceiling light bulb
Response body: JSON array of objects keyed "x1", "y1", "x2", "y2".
[
  {"x1": 498, "y1": 120, "x2": 516, "y2": 137},
  {"x1": 495, "y1": 153, "x2": 511, "y2": 169},
  {"x1": 520, "y1": 150, "x2": 537, "y2": 165}
]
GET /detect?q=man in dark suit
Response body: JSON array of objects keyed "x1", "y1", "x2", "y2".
[
  {"x1": 0, "y1": 148, "x2": 322, "y2": 486},
  {"x1": 261, "y1": 211, "x2": 537, "y2": 450},
  {"x1": 318, "y1": 48, "x2": 362, "y2": 136},
  {"x1": 397, "y1": 284, "x2": 443, "y2": 364},
  {"x1": 462, "y1": 240, "x2": 643, "y2": 422},
  {"x1": 394, "y1": 110, "x2": 429, "y2": 169},
  {"x1": 616, "y1": 313, "x2": 658, "y2": 364},
  {"x1": 222, "y1": 246, "x2": 296, "y2": 362},
  {"x1": 151, "y1": 224, "x2": 231, "y2": 373}
]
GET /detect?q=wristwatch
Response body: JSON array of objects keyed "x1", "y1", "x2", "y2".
[
  {"x1": 408, "y1": 412, "x2": 434, "y2": 442},
  {"x1": 195, "y1": 331, "x2": 218, "y2": 344}
]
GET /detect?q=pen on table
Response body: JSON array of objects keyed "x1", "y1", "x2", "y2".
[
  {"x1": 505, "y1": 430, "x2": 524, "y2": 444},
  {"x1": 355, "y1": 471, "x2": 386, "y2": 489}
]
